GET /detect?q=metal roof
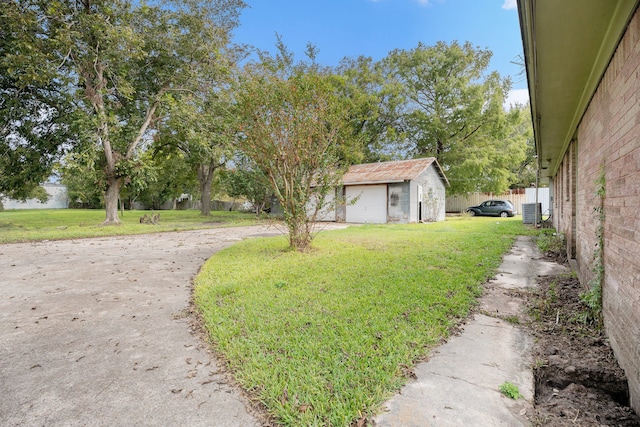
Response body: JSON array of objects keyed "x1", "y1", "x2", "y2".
[
  {"x1": 518, "y1": 0, "x2": 639, "y2": 180},
  {"x1": 342, "y1": 158, "x2": 449, "y2": 186}
]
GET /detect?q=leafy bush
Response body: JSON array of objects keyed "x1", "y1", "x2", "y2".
[{"x1": 535, "y1": 229, "x2": 566, "y2": 262}]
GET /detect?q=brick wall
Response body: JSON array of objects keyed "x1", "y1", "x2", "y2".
[
  {"x1": 569, "y1": 8, "x2": 640, "y2": 412},
  {"x1": 553, "y1": 141, "x2": 578, "y2": 260}
]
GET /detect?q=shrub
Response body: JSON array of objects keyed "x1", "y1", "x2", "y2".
[
  {"x1": 499, "y1": 381, "x2": 523, "y2": 399},
  {"x1": 535, "y1": 229, "x2": 566, "y2": 262}
]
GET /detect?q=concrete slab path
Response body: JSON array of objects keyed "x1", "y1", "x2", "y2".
[
  {"x1": 0, "y1": 225, "x2": 296, "y2": 427},
  {"x1": 373, "y1": 236, "x2": 569, "y2": 427}
]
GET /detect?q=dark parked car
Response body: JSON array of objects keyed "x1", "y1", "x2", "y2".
[{"x1": 466, "y1": 200, "x2": 516, "y2": 217}]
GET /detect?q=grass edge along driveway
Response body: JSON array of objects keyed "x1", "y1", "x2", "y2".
[
  {"x1": 0, "y1": 209, "x2": 261, "y2": 243},
  {"x1": 194, "y1": 217, "x2": 530, "y2": 426}
]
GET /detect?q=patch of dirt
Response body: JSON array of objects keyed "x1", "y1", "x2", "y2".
[{"x1": 525, "y1": 269, "x2": 640, "y2": 426}]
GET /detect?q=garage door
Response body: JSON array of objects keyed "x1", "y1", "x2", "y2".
[{"x1": 345, "y1": 185, "x2": 387, "y2": 223}]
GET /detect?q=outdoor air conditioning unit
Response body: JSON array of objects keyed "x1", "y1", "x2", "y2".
[{"x1": 522, "y1": 203, "x2": 542, "y2": 224}]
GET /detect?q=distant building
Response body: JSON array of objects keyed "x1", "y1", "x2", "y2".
[{"x1": 1, "y1": 183, "x2": 68, "y2": 209}]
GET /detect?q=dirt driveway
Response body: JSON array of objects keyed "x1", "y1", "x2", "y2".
[{"x1": 0, "y1": 225, "x2": 294, "y2": 426}]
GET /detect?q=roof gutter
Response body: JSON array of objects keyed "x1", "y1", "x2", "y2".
[
  {"x1": 516, "y1": 0, "x2": 541, "y2": 170},
  {"x1": 518, "y1": 0, "x2": 640, "y2": 176},
  {"x1": 342, "y1": 180, "x2": 406, "y2": 186}
]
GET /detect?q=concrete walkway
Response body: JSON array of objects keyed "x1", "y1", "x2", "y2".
[
  {"x1": 0, "y1": 225, "x2": 290, "y2": 427},
  {"x1": 373, "y1": 236, "x2": 569, "y2": 426}
]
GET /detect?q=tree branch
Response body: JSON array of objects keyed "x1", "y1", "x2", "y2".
[{"x1": 126, "y1": 89, "x2": 166, "y2": 159}]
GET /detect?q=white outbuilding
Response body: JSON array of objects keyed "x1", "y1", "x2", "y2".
[{"x1": 316, "y1": 158, "x2": 448, "y2": 224}]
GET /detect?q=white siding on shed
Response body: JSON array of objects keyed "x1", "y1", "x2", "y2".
[
  {"x1": 410, "y1": 166, "x2": 447, "y2": 222},
  {"x1": 345, "y1": 185, "x2": 387, "y2": 223},
  {"x1": 307, "y1": 190, "x2": 336, "y2": 221}
]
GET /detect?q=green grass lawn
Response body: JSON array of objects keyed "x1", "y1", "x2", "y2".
[
  {"x1": 0, "y1": 209, "x2": 262, "y2": 243},
  {"x1": 194, "y1": 217, "x2": 530, "y2": 426}
]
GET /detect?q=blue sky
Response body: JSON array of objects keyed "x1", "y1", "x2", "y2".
[{"x1": 232, "y1": 0, "x2": 529, "y2": 107}]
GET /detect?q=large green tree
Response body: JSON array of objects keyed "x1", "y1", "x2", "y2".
[
  {"x1": 0, "y1": 1, "x2": 79, "y2": 200},
  {"x1": 336, "y1": 56, "x2": 407, "y2": 162},
  {"x1": 384, "y1": 41, "x2": 525, "y2": 194},
  {"x1": 236, "y1": 43, "x2": 362, "y2": 250},
  {"x1": 154, "y1": 83, "x2": 238, "y2": 216},
  {"x1": 23, "y1": 0, "x2": 244, "y2": 223},
  {"x1": 508, "y1": 104, "x2": 536, "y2": 188}
]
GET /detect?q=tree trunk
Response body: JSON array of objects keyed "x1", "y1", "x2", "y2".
[
  {"x1": 103, "y1": 177, "x2": 123, "y2": 224},
  {"x1": 254, "y1": 201, "x2": 265, "y2": 218},
  {"x1": 285, "y1": 215, "x2": 313, "y2": 251},
  {"x1": 197, "y1": 161, "x2": 218, "y2": 216},
  {"x1": 200, "y1": 182, "x2": 212, "y2": 216}
]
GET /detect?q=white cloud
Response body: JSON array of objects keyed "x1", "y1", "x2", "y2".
[
  {"x1": 502, "y1": 0, "x2": 517, "y2": 10},
  {"x1": 504, "y1": 88, "x2": 530, "y2": 110}
]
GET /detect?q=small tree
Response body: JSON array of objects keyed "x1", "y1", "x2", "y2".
[
  {"x1": 135, "y1": 151, "x2": 196, "y2": 210},
  {"x1": 236, "y1": 42, "x2": 359, "y2": 250},
  {"x1": 220, "y1": 161, "x2": 272, "y2": 217}
]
